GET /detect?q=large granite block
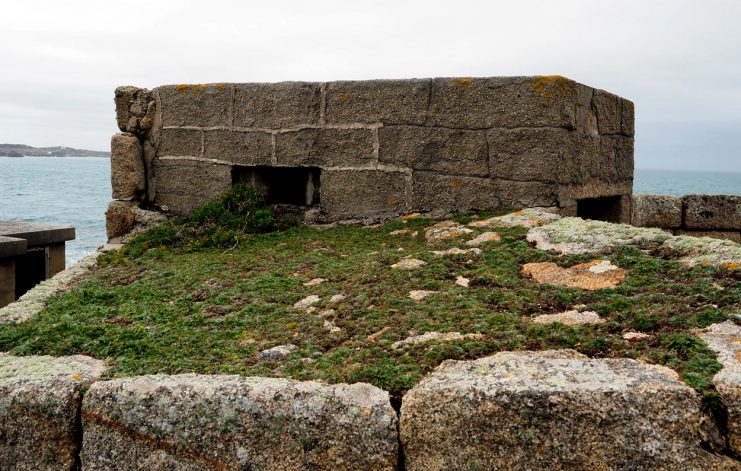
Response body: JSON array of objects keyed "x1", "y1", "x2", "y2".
[
  {"x1": 631, "y1": 195, "x2": 683, "y2": 228},
  {"x1": 203, "y1": 129, "x2": 273, "y2": 165},
  {"x1": 379, "y1": 126, "x2": 488, "y2": 177},
  {"x1": 496, "y1": 179, "x2": 559, "y2": 209},
  {"x1": 111, "y1": 133, "x2": 145, "y2": 201},
  {"x1": 234, "y1": 82, "x2": 320, "y2": 128},
  {"x1": 153, "y1": 158, "x2": 232, "y2": 214},
  {"x1": 411, "y1": 172, "x2": 500, "y2": 214},
  {"x1": 320, "y1": 170, "x2": 407, "y2": 220},
  {"x1": 0, "y1": 354, "x2": 107, "y2": 471},
  {"x1": 325, "y1": 79, "x2": 430, "y2": 125},
  {"x1": 276, "y1": 128, "x2": 375, "y2": 167},
  {"x1": 684, "y1": 195, "x2": 741, "y2": 230},
  {"x1": 157, "y1": 84, "x2": 232, "y2": 127},
  {"x1": 488, "y1": 128, "x2": 579, "y2": 184},
  {"x1": 81, "y1": 374, "x2": 398, "y2": 470},
  {"x1": 157, "y1": 128, "x2": 202, "y2": 157},
  {"x1": 427, "y1": 76, "x2": 578, "y2": 129},
  {"x1": 400, "y1": 350, "x2": 733, "y2": 471}
]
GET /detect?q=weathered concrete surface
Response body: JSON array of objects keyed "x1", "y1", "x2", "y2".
[
  {"x1": 110, "y1": 133, "x2": 145, "y2": 201},
  {"x1": 527, "y1": 217, "x2": 673, "y2": 254},
  {"x1": 81, "y1": 374, "x2": 398, "y2": 470},
  {"x1": 699, "y1": 321, "x2": 741, "y2": 455},
  {"x1": 684, "y1": 195, "x2": 741, "y2": 230},
  {"x1": 0, "y1": 250, "x2": 100, "y2": 324},
  {"x1": 662, "y1": 235, "x2": 741, "y2": 268},
  {"x1": 325, "y1": 79, "x2": 429, "y2": 125},
  {"x1": 320, "y1": 170, "x2": 407, "y2": 221},
  {"x1": 632, "y1": 194, "x2": 683, "y2": 228},
  {"x1": 400, "y1": 350, "x2": 735, "y2": 471},
  {"x1": 152, "y1": 158, "x2": 232, "y2": 215},
  {"x1": 0, "y1": 354, "x2": 107, "y2": 471}
]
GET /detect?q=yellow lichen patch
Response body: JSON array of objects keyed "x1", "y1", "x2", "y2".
[
  {"x1": 338, "y1": 93, "x2": 351, "y2": 103},
  {"x1": 721, "y1": 262, "x2": 740, "y2": 271},
  {"x1": 452, "y1": 77, "x2": 474, "y2": 91},
  {"x1": 451, "y1": 179, "x2": 463, "y2": 188},
  {"x1": 71, "y1": 374, "x2": 82, "y2": 380},
  {"x1": 387, "y1": 197, "x2": 399, "y2": 206},
  {"x1": 530, "y1": 75, "x2": 574, "y2": 107},
  {"x1": 175, "y1": 84, "x2": 209, "y2": 95}
]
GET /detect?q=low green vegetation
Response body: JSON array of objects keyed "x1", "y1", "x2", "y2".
[{"x1": 0, "y1": 186, "x2": 738, "y2": 399}]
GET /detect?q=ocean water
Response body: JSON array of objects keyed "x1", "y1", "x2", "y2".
[
  {"x1": 0, "y1": 156, "x2": 110, "y2": 265},
  {"x1": 0, "y1": 157, "x2": 740, "y2": 265}
]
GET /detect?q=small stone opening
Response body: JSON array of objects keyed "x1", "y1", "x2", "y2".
[
  {"x1": 576, "y1": 195, "x2": 626, "y2": 223},
  {"x1": 15, "y1": 248, "x2": 47, "y2": 299},
  {"x1": 232, "y1": 166, "x2": 320, "y2": 207}
]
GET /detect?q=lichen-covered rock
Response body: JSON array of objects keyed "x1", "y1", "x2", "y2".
[
  {"x1": 105, "y1": 200, "x2": 137, "y2": 240},
  {"x1": 526, "y1": 217, "x2": 672, "y2": 254},
  {"x1": 81, "y1": 374, "x2": 398, "y2": 470},
  {"x1": 0, "y1": 354, "x2": 107, "y2": 470},
  {"x1": 662, "y1": 235, "x2": 741, "y2": 268},
  {"x1": 522, "y1": 260, "x2": 626, "y2": 290},
  {"x1": 400, "y1": 350, "x2": 734, "y2": 471},
  {"x1": 391, "y1": 258, "x2": 427, "y2": 270},
  {"x1": 531, "y1": 310, "x2": 605, "y2": 326},
  {"x1": 465, "y1": 231, "x2": 500, "y2": 246},
  {"x1": 698, "y1": 321, "x2": 741, "y2": 455},
  {"x1": 424, "y1": 221, "x2": 473, "y2": 243},
  {"x1": 631, "y1": 194, "x2": 682, "y2": 228},
  {"x1": 392, "y1": 331, "x2": 483, "y2": 349},
  {"x1": 469, "y1": 207, "x2": 561, "y2": 229},
  {"x1": 0, "y1": 251, "x2": 100, "y2": 324},
  {"x1": 258, "y1": 344, "x2": 298, "y2": 361}
]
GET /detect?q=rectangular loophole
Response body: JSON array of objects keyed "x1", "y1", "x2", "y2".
[
  {"x1": 576, "y1": 195, "x2": 626, "y2": 223},
  {"x1": 232, "y1": 166, "x2": 320, "y2": 206}
]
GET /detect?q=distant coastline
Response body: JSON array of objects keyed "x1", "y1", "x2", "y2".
[{"x1": 0, "y1": 143, "x2": 109, "y2": 158}]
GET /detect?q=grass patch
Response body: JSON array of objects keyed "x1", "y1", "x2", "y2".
[{"x1": 1, "y1": 191, "x2": 738, "y2": 397}]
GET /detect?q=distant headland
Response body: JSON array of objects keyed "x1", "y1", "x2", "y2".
[{"x1": 0, "y1": 143, "x2": 109, "y2": 158}]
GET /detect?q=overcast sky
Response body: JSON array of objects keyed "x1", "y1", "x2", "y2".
[{"x1": 2, "y1": 0, "x2": 740, "y2": 171}]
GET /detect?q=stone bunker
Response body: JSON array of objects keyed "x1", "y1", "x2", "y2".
[{"x1": 107, "y1": 76, "x2": 634, "y2": 236}]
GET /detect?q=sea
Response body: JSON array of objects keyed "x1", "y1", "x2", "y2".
[{"x1": 1, "y1": 157, "x2": 740, "y2": 265}]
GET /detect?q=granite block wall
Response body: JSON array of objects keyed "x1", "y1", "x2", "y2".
[{"x1": 108, "y1": 76, "x2": 635, "y2": 237}]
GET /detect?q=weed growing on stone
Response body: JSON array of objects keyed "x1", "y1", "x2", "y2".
[{"x1": 0, "y1": 206, "x2": 738, "y2": 398}]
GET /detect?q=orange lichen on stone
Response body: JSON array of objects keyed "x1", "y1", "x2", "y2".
[
  {"x1": 451, "y1": 179, "x2": 463, "y2": 188},
  {"x1": 338, "y1": 93, "x2": 351, "y2": 102},
  {"x1": 522, "y1": 260, "x2": 626, "y2": 290},
  {"x1": 722, "y1": 262, "x2": 740, "y2": 270},
  {"x1": 387, "y1": 197, "x2": 399, "y2": 206},
  {"x1": 71, "y1": 374, "x2": 82, "y2": 380},
  {"x1": 175, "y1": 84, "x2": 209, "y2": 95},
  {"x1": 452, "y1": 77, "x2": 474, "y2": 91},
  {"x1": 530, "y1": 75, "x2": 574, "y2": 106}
]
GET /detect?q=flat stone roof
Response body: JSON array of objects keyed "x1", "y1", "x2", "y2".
[
  {"x1": 0, "y1": 221, "x2": 75, "y2": 247},
  {"x1": 0, "y1": 236, "x2": 27, "y2": 259}
]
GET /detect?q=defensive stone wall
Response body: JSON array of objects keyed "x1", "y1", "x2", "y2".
[
  {"x1": 632, "y1": 194, "x2": 741, "y2": 242},
  {"x1": 107, "y1": 76, "x2": 635, "y2": 238}
]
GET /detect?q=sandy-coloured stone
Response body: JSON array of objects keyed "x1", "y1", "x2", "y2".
[
  {"x1": 110, "y1": 132, "x2": 145, "y2": 200},
  {"x1": 469, "y1": 207, "x2": 561, "y2": 229},
  {"x1": 631, "y1": 194, "x2": 682, "y2": 228},
  {"x1": 392, "y1": 331, "x2": 483, "y2": 349},
  {"x1": 455, "y1": 276, "x2": 470, "y2": 287},
  {"x1": 522, "y1": 260, "x2": 626, "y2": 290},
  {"x1": 0, "y1": 354, "x2": 107, "y2": 470},
  {"x1": 81, "y1": 374, "x2": 398, "y2": 470},
  {"x1": 323, "y1": 320, "x2": 342, "y2": 333},
  {"x1": 409, "y1": 290, "x2": 437, "y2": 301},
  {"x1": 400, "y1": 350, "x2": 732, "y2": 470},
  {"x1": 465, "y1": 231, "x2": 501, "y2": 246},
  {"x1": 430, "y1": 247, "x2": 481, "y2": 256},
  {"x1": 389, "y1": 229, "x2": 410, "y2": 236},
  {"x1": 366, "y1": 327, "x2": 392, "y2": 343},
  {"x1": 294, "y1": 295, "x2": 321, "y2": 310},
  {"x1": 317, "y1": 309, "x2": 335, "y2": 318},
  {"x1": 698, "y1": 321, "x2": 741, "y2": 455},
  {"x1": 531, "y1": 310, "x2": 605, "y2": 326},
  {"x1": 304, "y1": 278, "x2": 326, "y2": 287},
  {"x1": 329, "y1": 294, "x2": 346, "y2": 304},
  {"x1": 391, "y1": 258, "x2": 427, "y2": 270},
  {"x1": 424, "y1": 221, "x2": 473, "y2": 243},
  {"x1": 527, "y1": 217, "x2": 673, "y2": 254},
  {"x1": 258, "y1": 344, "x2": 298, "y2": 361},
  {"x1": 0, "y1": 250, "x2": 100, "y2": 324},
  {"x1": 623, "y1": 331, "x2": 652, "y2": 341}
]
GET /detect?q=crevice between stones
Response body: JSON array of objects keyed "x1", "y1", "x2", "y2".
[{"x1": 390, "y1": 394, "x2": 406, "y2": 471}]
